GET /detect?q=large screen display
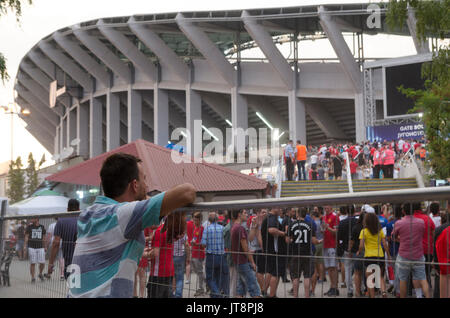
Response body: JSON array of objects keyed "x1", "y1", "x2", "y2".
[{"x1": 385, "y1": 62, "x2": 426, "y2": 117}]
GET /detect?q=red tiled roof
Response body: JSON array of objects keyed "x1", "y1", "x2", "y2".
[{"x1": 46, "y1": 139, "x2": 267, "y2": 192}]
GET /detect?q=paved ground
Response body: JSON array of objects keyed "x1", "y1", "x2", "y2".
[{"x1": 0, "y1": 258, "x2": 404, "y2": 298}]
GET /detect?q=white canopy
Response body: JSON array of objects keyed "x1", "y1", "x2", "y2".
[{"x1": 7, "y1": 195, "x2": 70, "y2": 216}]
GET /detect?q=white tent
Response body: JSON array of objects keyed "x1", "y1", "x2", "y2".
[{"x1": 7, "y1": 195, "x2": 69, "y2": 216}]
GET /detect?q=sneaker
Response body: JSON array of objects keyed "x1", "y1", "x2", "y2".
[
  {"x1": 194, "y1": 290, "x2": 204, "y2": 297},
  {"x1": 31, "y1": 278, "x2": 36, "y2": 283},
  {"x1": 38, "y1": 274, "x2": 44, "y2": 281},
  {"x1": 325, "y1": 288, "x2": 339, "y2": 297},
  {"x1": 340, "y1": 282, "x2": 347, "y2": 288},
  {"x1": 288, "y1": 288, "x2": 294, "y2": 295},
  {"x1": 387, "y1": 285, "x2": 394, "y2": 293},
  {"x1": 44, "y1": 274, "x2": 51, "y2": 279},
  {"x1": 347, "y1": 292, "x2": 354, "y2": 298},
  {"x1": 310, "y1": 291, "x2": 315, "y2": 297},
  {"x1": 60, "y1": 276, "x2": 65, "y2": 281}
]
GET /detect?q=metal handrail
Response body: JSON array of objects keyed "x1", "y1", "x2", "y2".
[{"x1": 2, "y1": 186, "x2": 449, "y2": 220}]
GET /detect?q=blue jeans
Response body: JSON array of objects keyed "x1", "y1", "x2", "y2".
[
  {"x1": 236, "y1": 263, "x2": 261, "y2": 297},
  {"x1": 297, "y1": 161, "x2": 306, "y2": 180},
  {"x1": 173, "y1": 255, "x2": 185, "y2": 298},
  {"x1": 205, "y1": 254, "x2": 229, "y2": 298}
]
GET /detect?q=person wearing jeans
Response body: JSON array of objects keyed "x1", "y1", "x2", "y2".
[
  {"x1": 173, "y1": 234, "x2": 189, "y2": 298},
  {"x1": 201, "y1": 212, "x2": 229, "y2": 298},
  {"x1": 231, "y1": 209, "x2": 261, "y2": 298}
]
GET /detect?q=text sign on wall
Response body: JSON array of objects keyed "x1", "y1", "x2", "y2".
[{"x1": 366, "y1": 123, "x2": 425, "y2": 141}]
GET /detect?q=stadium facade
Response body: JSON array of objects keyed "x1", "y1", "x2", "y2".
[{"x1": 14, "y1": 3, "x2": 431, "y2": 162}]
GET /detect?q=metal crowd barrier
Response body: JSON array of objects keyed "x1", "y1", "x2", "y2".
[{"x1": 0, "y1": 186, "x2": 449, "y2": 298}]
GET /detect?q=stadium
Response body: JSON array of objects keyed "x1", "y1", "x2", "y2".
[{"x1": 13, "y1": 2, "x2": 430, "y2": 161}]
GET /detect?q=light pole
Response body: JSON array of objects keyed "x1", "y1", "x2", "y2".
[{"x1": 0, "y1": 103, "x2": 30, "y2": 164}]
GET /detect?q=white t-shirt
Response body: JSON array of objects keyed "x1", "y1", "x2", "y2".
[
  {"x1": 310, "y1": 155, "x2": 318, "y2": 164},
  {"x1": 429, "y1": 214, "x2": 441, "y2": 228}
]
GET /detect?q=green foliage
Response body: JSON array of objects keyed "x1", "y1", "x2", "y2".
[
  {"x1": 25, "y1": 152, "x2": 38, "y2": 196},
  {"x1": 387, "y1": 0, "x2": 450, "y2": 179},
  {"x1": 0, "y1": 0, "x2": 32, "y2": 82},
  {"x1": 6, "y1": 156, "x2": 25, "y2": 204}
]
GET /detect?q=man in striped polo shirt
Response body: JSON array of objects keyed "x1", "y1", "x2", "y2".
[{"x1": 68, "y1": 153, "x2": 196, "y2": 298}]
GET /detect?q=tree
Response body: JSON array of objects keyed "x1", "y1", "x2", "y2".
[
  {"x1": 0, "y1": 0, "x2": 32, "y2": 82},
  {"x1": 386, "y1": 0, "x2": 450, "y2": 179},
  {"x1": 25, "y1": 152, "x2": 38, "y2": 196},
  {"x1": 6, "y1": 156, "x2": 25, "y2": 204}
]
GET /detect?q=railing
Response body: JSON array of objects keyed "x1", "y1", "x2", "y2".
[{"x1": 0, "y1": 186, "x2": 449, "y2": 298}]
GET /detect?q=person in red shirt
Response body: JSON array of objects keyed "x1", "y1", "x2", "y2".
[
  {"x1": 350, "y1": 159, "x2": 358, "y2": 179},
  {"x1": 134, "y1": 227, "x2": 155, "y2": 298},
  {"x1": 413, "y1": 204, "x2": 436, "y2": 286},
  {"x1": 185, "y1": 218, "x2": 194, "y2": 284},
  {"x1": 435, "y1": 226, "x2": 450, "y2": 298},
  {"x1": 190, "y1": 212, "x2": 206, "y2": 296},
  {"x1": 323, "y1": 206, "x2": 340, "y2": 296},
  {"x1": 145, "y1": 224, "x2": 174, "y2": 298}
]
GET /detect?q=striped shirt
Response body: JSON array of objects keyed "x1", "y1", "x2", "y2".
[
  {"x1": 201, "y1": 222, "x2": 225, "y2": 255},
  {"x1": 68, "y1": 193, "x2": 165, "y2": 298},
  {"x1": 173, "y1": 234, "x2": 187, "y2": 257}
]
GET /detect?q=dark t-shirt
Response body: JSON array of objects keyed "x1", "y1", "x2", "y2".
[
  {"x1": 231, "y1": 223, "x2": 248, "y2": 265},
  {"x1": 261, "y1": 214, "x2": 283, "y2": 254},
  {"x1": 54, "y1": 217, "x2": 78, "y2": 264},
  {"x1": 333, "y1": 157, "x2": 342, "y2": 172},
  {"x1": 350, "y1": 222, "x2": 364, "y2": 254},
  {"x1": 288, "y1": 219, "x2": 316, "y2": 256},
  {"x1": 26, "y1": 224, "x2": 46, "y2": 249},
  {"x1": 337, "y1": 216, "x2": 357, "y2": 257},
  {"x1": 282, "y1": 217, "x2": 296, "y2": 255}
]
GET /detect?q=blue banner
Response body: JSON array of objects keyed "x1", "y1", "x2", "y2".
[{"x1": 366, "y1": 123, "x2": 425, "y2": 141}]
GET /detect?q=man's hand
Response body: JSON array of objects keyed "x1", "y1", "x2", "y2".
[{"x1": 250, "y1": 262, "x2": 257, "y2": 272}]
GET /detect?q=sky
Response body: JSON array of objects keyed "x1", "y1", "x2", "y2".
[{"x1": 0, "y1": 0, "x2": 419, "y2": 167}]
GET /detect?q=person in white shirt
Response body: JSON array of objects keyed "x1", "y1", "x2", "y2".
[
  {"x1": 429, "y1": 202, "x2": 441, "y2": 227},
  {"x1": 310, "y1": 153, "x2": 319, "y2": 170}
]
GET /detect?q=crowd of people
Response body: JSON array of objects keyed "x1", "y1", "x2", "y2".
[
  {"x1": 133, "y1": 200, "x2": 449, "y2": 299},
  {"x1": 4, "y1": 152, "x2": 449, "y2": 300},
  {"x1": 283, "y1": 138, "x2": 427, "y2": 181},
  {"x1": 8, "y1": 198, "x2": 80, "y2": 283}
]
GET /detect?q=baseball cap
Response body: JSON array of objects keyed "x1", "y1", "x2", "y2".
[{"x1": 362, "y1": 204, "x2": 375, "y2": 213}]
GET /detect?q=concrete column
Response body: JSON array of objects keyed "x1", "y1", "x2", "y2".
[
  {"x1": 62, "y1": 117, "x2": 67, "y2": 150},
  {"x1": 127, "y1": 87, "x2": 142, "y2": 143},
  {"x1": 185, "y1": 86, "x2": 202, "y2": 157},
  {"x1": 288, "y1": 92, "x2": 307, "y2": 144},
  {"x1": 230, "y1": 87, "x2": 248, "y2": 155},
  {"x1": 54, "y1": 133, "x2": 59, "y2": 159},
  {"x1": 106, "y1": 90, "x2": 120, "y2": 150},
  {"x1": 77, "y1": 103, "x2": 89, "y2": 157},
  {"x1": 68, "y1": 107, "x2": 77, "y2": 147},
  {"x1": 89, "y1": 96, "x2": 103, "y2": 158},
  {"x1": 59, "y1": 121, "x2": 63, "y2": 157},
  {"x1": 154, "y1": 85, "x2": 169, "y2": 146},
  {"x1": 354, "y1": 93, "x2": 365, "y2": 143}
]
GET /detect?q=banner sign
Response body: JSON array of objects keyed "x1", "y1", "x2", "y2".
[{"x1": 366, "y1": 123, "x2": 425, "y2": 141}]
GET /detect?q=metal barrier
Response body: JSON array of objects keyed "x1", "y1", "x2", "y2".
[{"x1": 0, "y1": 186, "x2": 449, "y2": 298}]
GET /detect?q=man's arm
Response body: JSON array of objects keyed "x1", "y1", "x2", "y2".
[
  {"x1": 268, "y1": 227, "x2": 285, "y2": 237},
  {"x1": 240, "y1": 238, "x2": 256, "y2": 270},
  {"x1": 47, "y1": 236, "x2": 61, "y2": 275},
  {"x1": 160, "y1": 183, "x2": 196, "y2": 217}
]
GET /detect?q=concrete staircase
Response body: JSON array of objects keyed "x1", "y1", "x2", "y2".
[{"x1": 281, "y1": 178, "x2": 418, "y2": 197}]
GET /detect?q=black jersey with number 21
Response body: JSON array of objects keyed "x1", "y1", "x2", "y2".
[{"x1": 289, "y1": 220, "x2": 316, "y2": 256}]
